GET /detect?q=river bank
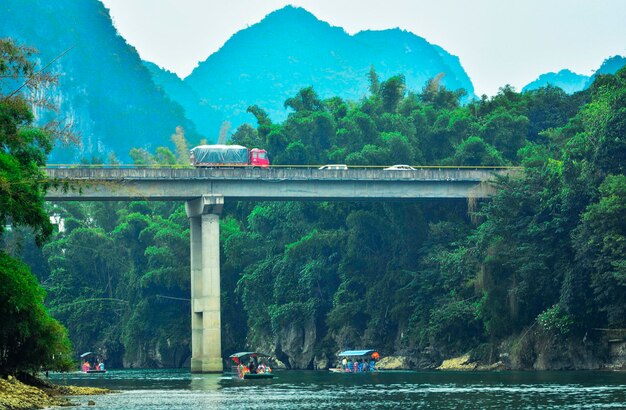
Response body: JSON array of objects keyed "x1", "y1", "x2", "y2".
[{"x1": 0, "y1": 374, "x2": 111, "y2": 410}]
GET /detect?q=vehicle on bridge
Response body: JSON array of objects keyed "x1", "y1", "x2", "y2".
[
  {"x1": 384, "y1": 164, "x2": 416, "y2": 171},
  {"x1": 190, "y1": 145, "x2": 270, "y2": 168},
  {"x1": 319, "y1": 164, "x2": 348, "y2": 170}
]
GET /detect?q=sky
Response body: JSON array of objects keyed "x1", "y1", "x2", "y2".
[{"x1": 100, "y1": 0, "x2": 626, "y2": 97}]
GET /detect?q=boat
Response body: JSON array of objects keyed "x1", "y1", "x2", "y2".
[
  {"x1": 80, "y1": 352, "x2": 106, "y2": 374},
  {"x1": 229, "y1": 351, "x2": 275, "y2": 379},
  {"x1": 330, "y1": 349, "x2": 380, "y2": 373}
]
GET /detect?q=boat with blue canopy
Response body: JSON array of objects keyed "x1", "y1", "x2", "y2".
[{"x1": 330, "y1": 349, "x2": 380, "y2": 373}]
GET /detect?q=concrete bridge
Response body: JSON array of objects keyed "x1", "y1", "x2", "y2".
[{"x1": 44, "y1": 166, "x2": 516, "y2": 372}]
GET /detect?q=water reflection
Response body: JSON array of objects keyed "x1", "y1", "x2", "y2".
[
  {"x1": 49, "y1": 369, "x2": 626, "y2": 409},
  {"x1": 189, "y1": 373, "x2": 223, "y2": 391}
]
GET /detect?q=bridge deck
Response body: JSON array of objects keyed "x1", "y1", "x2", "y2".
[{"x1": 44, "y1": 167, "x2": 517, "y2": 201}]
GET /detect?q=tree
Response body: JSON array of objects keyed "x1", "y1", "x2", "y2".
[
  {"x1": 573, "y1": 175, "x2": 626, "y2": 327},
  {"x1": 0, "y1": 38, "x2": 73, "y2": 374},
  {"x1": 380, "y1": 75, "x2": 406, "y2": 112},
  {"x1": 368, "y1": 65, "x2": 380, "y2": 95},
  {"x1": 170, "y1": 126, "x2": 190, "y2": 165},
  {"x1": 284, "y1": 87, "x2": 324, "y2": 113},
  {"x1": 448, "y1": 136, "x2": 505, "y2": 166}
]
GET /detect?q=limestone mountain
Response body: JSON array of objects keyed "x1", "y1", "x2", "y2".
[
  {"x1": 0, "y1": 0, "x2": 200, "y2": 163},
  {"x1": 163, "y1": 6, "x2": 475, "y2": 137},
  {"x1": 522, "y1": 69, "x2": 589, "y2": 94},
  {"x1": 523, "y1": 55, "x2": 626, "y2": 94},
  {"x1": 585, "y1": 55, "x2": 626, "y2": 87}
]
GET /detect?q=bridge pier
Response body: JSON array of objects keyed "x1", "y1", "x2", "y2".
[{"x1": 185, "y1": 195, "x2": 224, "y2": 373}]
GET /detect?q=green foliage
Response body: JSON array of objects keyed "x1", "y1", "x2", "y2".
[
  {"x1": 41, "y1": 201, "x2": 192, "y2": 367},
  {"x1": 0, "y1": 38, "x2": 73, "y2": 374},
  {"x1": 427, "y1": 300, "x2": 483, "y2": 355},
  {"x1": 448, "y1": 136, "x2": 505, "y2": 166},
  {"x1": 0, "y1": 252, "x2": 73, "y2": 374},
  {"x1": 537, "y1": 304, "x2": 573, "y2": 335},
  {"x1": 226, "y1": 70, "x2": 626, "y2": 363},
  {"x1": 380, "y1": 75, "x2": 406, "y2": 112},
  {"x1": 24, "y1": 65, "x2": 626, "y2": 369},
  {"x1": 573, "y1": 175, "x2": 626, "y2": 327}
]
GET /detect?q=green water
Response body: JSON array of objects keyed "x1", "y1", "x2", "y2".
[{"x1": 49, "y1": 369, "x2": 626, "y2": 409}]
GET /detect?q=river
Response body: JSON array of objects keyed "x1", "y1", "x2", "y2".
[{"x1": 49, "y1": 369, "x2": 626, "y2": 409}]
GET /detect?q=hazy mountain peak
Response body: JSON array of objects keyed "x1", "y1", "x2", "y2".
[
  {"x1": 522, "y1": 69, "x2": 589, "y2": 94},
  {"x1": 523, "y1": 56, "x2": 626, "y2": 94},
  {"x1": 594, "y1": 55, "x2": 626, "y2": 75},
  {"x1": 182, "y1": 6, "x2": 475, "y2": 135},
  {"x1": 262, "y1": 5, "x2": 324, "y2": 23}
]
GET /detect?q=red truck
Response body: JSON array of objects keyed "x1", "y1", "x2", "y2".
[{"x1": 190, "y1": 145, "x2": 270, "y2": 168}]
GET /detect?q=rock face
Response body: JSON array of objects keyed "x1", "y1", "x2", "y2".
[
  {"x1": 274, "y1": 317, "x2": 317, "y2": 369},
  {"x1": 607, "y1": 341, "x2": 626, "y2": 370},
  {"x1": 122, "y1": 340, "x2": 190, "y2": 369},
  {"x1": 376, "y1": 356, "x2": 411, "y2": 370},
  {"x1": 437, "y1": 354, "x2": 477, "y2": 370},
  {"x1": 504, "y1": 330, "x2": 606, "y2": 371}
]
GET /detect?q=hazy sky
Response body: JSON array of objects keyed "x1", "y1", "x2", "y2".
[{"x1": 100, "y1": 0, "x2": 626, "y2": 96}]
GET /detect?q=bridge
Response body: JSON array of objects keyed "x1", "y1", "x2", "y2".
[
  {"x1": 44, "y1": 166, "x2": 516, "y2": 372},
  {"x1": 44, "y1": 166, "x2": 514, "y2": 201}
]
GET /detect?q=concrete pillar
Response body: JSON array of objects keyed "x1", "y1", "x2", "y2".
[{"x1": 185, "y1": 195, "x2": 224, "y2": 373}]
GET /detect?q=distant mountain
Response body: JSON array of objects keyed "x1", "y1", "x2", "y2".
[
  {"x1": 522, "y1": 69, "x2": 588, "y2": 94},
  {"x1": 142, "y1": 61, "x2": 223, "y2": 141},
  {"x1": 166, "y1": 6, "x2": 475, "y2": 136},
  {"x1": 0, "y1": 0, "x2": 200, "y2": 163},
  {"x1": 585, "y1": 55, "x2": 626, "y2": 88},
  {"x1": 523, "y1": 56, "x2": 626, "y2": 94}
]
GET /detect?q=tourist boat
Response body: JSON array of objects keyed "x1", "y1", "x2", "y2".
[
  {"x1": 229, "y1": 352, "x2": 275, "y2": 379},
  {"x1": 80, "y1": 352, "x2": 106, "y2": 373},
  {"x1": 329, "y1": 349, "x2": 380, "y2": 373}
]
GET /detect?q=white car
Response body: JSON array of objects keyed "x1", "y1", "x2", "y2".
[
  {"x1": 384, "y1": 164, "x2": 416, "y2": 170},
  {"x1": 319, "y1": 164, "x2": 348, "y2": 170}
]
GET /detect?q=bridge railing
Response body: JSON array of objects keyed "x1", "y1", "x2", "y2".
[{"x1": 44, "y1": 165, "x2": 520, "y2": 182}]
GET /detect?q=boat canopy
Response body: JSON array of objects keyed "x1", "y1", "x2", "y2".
[
  {"x1": 229, "y1": 352, "x2": 270, "y2": 364},
  {"x1": 80, "y1": 352, "x2": 94, "y2": 358},
  {"x1": 338, "y1": 350, "x2": 379, "y2": 357}
]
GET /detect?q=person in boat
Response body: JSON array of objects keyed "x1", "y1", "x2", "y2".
[
  {"x1": 363, "y1": 359, "x2": 369, "y2": 372},
  {"x1": 98, "y1": 361, "x2": 105, "y2": 371},
  {"x1": 82, "y1": 361, "x2": 91, "y2": 372},
  {"x1": 346, "y1": 359, "x2": 353, "y2": 372},
  {"x1": 370, "y1": 358, "x2": 376, "y2": 372},
  {"x1": 257, "y1": 362, "x2": 266, "y2": 373},
  {"x1": 248, "y1": 360, "x2": 256, "y2": 374},
  {"x1": 341, "y1": 357, "x2": 348, "y2": 371},
  {"x1": 353, "y1": 360, "x2": 358, "y2": 373}
]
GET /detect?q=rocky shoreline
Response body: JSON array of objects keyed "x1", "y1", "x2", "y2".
[
  {"x1": 0, "y1": 375, "x2": 112, "y2": 410},
  {"x1": 374, "y1": 352, "x2": 625, "y2": 372}
]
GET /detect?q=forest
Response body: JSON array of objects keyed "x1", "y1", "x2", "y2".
[{"x1": 2, "y1": 36, "x2": 625, "y2": 372}]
